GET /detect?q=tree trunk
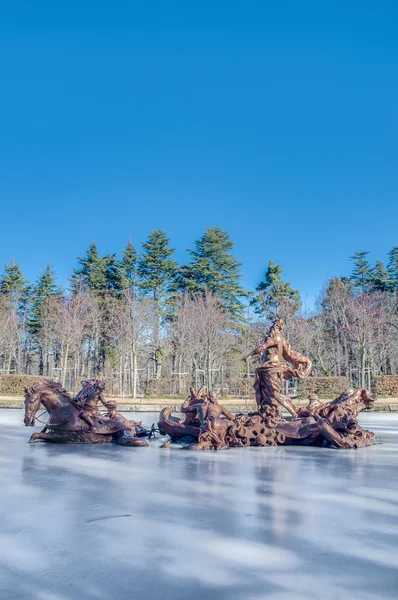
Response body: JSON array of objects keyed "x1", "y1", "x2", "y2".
[
  {"x1": 39, "y1": 349, "x2": 44, "y2": 376},
  {"x1": 133, "y1": 350, "x2": 138, "y2": 399},
  {"x1": 360, "y1": 345, "x2": 366, "y2": 388},
  {"x1": 206, "y1": 348, "x2": 211, "y2": 390},
  {"x1": 6, "y1": 350, "x2": 12, "y2": 375},
  {"x1": 119, "y1": 354, "x2": 123, "y2": 397},
  {"x1": 178, "y1": 355, "x2": 182, "y2": 395},
  {"x1": 153, "y1": 296, "x2": 162, "y2": 379},
  {"x1": 61, "y1": 344, "x2": 69, "y2": 387},
  {"x1": 46, "y1": 345, "x2": 51, "y2": 377}
]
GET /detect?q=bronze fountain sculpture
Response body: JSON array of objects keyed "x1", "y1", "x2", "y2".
[
  {"x1": 23, "y1": 320, "x2": 375, "y2": 450},
  {"x1": 24, "y1": 375, "x2": 149, "y2": 446},
  {"x1": 158, "y1": 319, "x2": 375, "y2": 450}
]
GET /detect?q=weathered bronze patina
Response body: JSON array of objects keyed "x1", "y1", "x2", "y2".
[
  {"x1": 158, "y1": 319, "x2": 375, "y2": 450},
  {"x1": 246, "y1": 318, "x2": 312, "y2": 417},
  {"x1": 24, "y1": 376, "x2": 148, "y2": 446}
]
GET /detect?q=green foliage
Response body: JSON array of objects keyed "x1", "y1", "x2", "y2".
[
  {"x1": 103, "y1": 253, "x2": 125, "y2": 292},
  {"x1": 137, "y1": 230, "x2": 177, "y2": 378},
  {"x1": 373, "y1": 375, "x2": 398, "y2": 397},
  {"x1": 71, "y1": 242, "x2": 124, "y2": 295},
  {"x1": 4, "y1": 235, "x2": 398, "y2": 386},
  {"x1": 180, "y1": 226, "x2": 247, "y2": 318},
  {"x1": 0, "y1": 374, "x2": 47, "y2": 395},
  {"x1": 297, "y1": 376, "x2": 350, "y2": 399},
  {"x1": 349, "y1": 251, "x2": 372, "y2": 290},
  {"x1": 350, "y1": 251, "x2": 396, "y2": 293},
  {"x1": 370, "y1": 261, "x2": 392, "y2": 292},
  {"x1": 0, "y1": 260, "x2": 29, "y2": 309},
  {"x1": 387, "y1": 246, "x2": 398, "y2": 289},
  {"x1": 120, "y1": 239, "x2": 138, "y2": 292},
  {"x1": 71, "y1": 242, "x2": 104, "y2": 292},
  {"x1": 137, "y1": 230, "x2": 177, "y2": 303},
  {"x1": 28, "y1": 265, "x2": 60, "y2": 334},
  {"x1": 251, "y1": 260, "x2": 301, "y2": 319},
  {"x1": 321, "y1": 277, "x2": 352, "y2": 311}
]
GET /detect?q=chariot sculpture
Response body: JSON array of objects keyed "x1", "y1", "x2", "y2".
[
  {"x1": 158, "y1": 319, "x2": 375, "y2": 450},
  {"x1": 23, "y1": 319, "x2": 375, "y2": 450}
]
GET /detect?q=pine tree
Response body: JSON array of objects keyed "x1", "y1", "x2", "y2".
[
  {"x1": 0, "y1": 260, "x2": 29, "y2": 374},
  {"x1": 179, "y1": 226, "x2": 247, "y2": 318},
  {"x1": 251, "y1": 261, "x2": 301, "y2": 319},
  {"x1": 349, "y1": 251, "x2": 371, "y2": 290},
  {"x1": 103, "y1": 253, "x2": 124, "y2": 293},
  {"x1": 321, "y1": 277, "x2": 352, "y2": 312},
  {"x1": 28, "y1": 265, "x2": 61, "y2": 375},
  {"x1": 71, "y1": 242, "x2": 106, "y2": 292},
  {"x1": 370, "y1": 261, "x2": 392, "y2": 292},
  {"x1": 120, "y1": 239, "x2": 138, "y2": 293},
  {"x1": 71, "y1": 242, "x2": 124, "y2": 294},
  {"x1": 387, "y1": 246, "x2": 398, "y2": 290},
  {"x1": 138, "y1": 230, "x2": 177, "y2": 302},
  {"x1": 29, "y1": 265, "x2": 60, "y2": 334},
  {"x1": 137, "y1": 230, "x2": 178, "y2": 378},
  {"x1": 0, "y1": 260, "x2": 29, "y2": 308}
]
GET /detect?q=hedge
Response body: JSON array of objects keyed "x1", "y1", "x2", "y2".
[
  {"x1": 373, "y1": 376, "x2": 398, "y2": 397},
  {"x1": 233, "y1": 377, "x2": 351, "y2": 400},
  {"x1": 297, "y1": 376, "x2": 350, "y2": 400},
  {"x1": 146, "y1": 378, "x2": 255, "y2": 398},
  {"x1": 145, "y1": 376, "x2": 352, "y2": 400},
  {"x1": 0, "y1": 374, "x2": 48, "y2": 395},
  {"x1": 9, "y1": 373, "x2": 398, "y2": 399},
  {"x1": 146, "y1": 378, "x2": 191, "y2": 397}
]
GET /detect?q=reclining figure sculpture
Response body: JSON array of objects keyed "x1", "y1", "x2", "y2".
[
  {"x1": 158, "y1": 387, "x2": 235, "y2": 449},
  {"x1": 158, "y1": 319, "x2": 375, "y2": 450}
]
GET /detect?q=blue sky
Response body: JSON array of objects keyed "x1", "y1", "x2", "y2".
[{"x1": 1, "y1": 1, "x2": 397, "y2": 309}]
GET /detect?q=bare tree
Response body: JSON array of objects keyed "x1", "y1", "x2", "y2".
[
  {"x1": 48, "y1": 292, "x2": 95, "y2": 387},
  {"x1": 106, "y1": 291, "x2": 153, "y2": 397},
  {"x1": 0, "y1": 296, "x2": 23, "y2": 374},
  {"x1": 173, "y1": 291, "x2": 237, "y2": 390}
]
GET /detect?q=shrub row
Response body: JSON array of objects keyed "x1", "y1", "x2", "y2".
[
  {"x1": 147, "y1": 378, "x2": 256, "y2": 399},
  {"x1": 373, "y1": 376, "x2": 398, "y2": 397},
  {"x1": 297, "y1": 376, "x2": 350, "y2": 400},
  {"x1": 146, "y1": 378, "x2": 191, "y2": 397},
  {"x1": 0, "y1": 374, "x2": 48, "y2": 395},
  {"x1": 234, "y1": 376, "x2": 351, "y2": 400},
  {"x1": 145, "y1": 376, "x2": 352, "y2": 400},
  {"x1": 3, "y1": 373, "x2": 398, "y2": 399}
]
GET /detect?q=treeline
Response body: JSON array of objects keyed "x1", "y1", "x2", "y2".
[{"x1": 0, "y1": 227, "x2": 398, "y2": 396}]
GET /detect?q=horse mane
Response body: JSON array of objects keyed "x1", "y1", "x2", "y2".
[{"x1": 26, "y1": 379, "x2": 73, "y2": 401}]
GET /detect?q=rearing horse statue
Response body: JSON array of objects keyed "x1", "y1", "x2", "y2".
[{"x1": 24, "y1": 379, "x2": 148, "y2": 446}]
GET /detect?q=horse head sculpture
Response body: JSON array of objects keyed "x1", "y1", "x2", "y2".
[{"x1": 24, "y1": 380, "x2": 73, "y2": 427}]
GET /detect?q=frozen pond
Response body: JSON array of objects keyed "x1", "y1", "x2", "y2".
[{"x1": 1, "y1": 410, "x2": 398, "y2": 600}]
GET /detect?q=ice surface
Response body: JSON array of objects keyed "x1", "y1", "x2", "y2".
[{"x1": 0, "y1": 410, "x2": 397, "y2": 600}]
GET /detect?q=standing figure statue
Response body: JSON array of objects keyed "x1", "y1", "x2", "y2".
[{"x1": 245, "y1": 319, "x2": 312, "y2": 418}]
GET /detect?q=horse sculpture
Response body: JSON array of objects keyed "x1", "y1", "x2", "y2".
[{"x1": 24, "y1": 377, "x2": 148, "y2": 446}]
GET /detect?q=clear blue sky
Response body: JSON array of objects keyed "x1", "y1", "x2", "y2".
[{"x1": 1, "y1": 1, "x2": 397, "y2": 309}]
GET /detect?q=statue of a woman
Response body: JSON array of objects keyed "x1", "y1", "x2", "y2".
[{"x1": 245, "y1": 319, "x2": 312, "y2": 417}]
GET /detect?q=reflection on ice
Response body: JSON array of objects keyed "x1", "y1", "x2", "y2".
[{"x1": 0, "y1": 410, "x2": 397, "y2": 600}]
